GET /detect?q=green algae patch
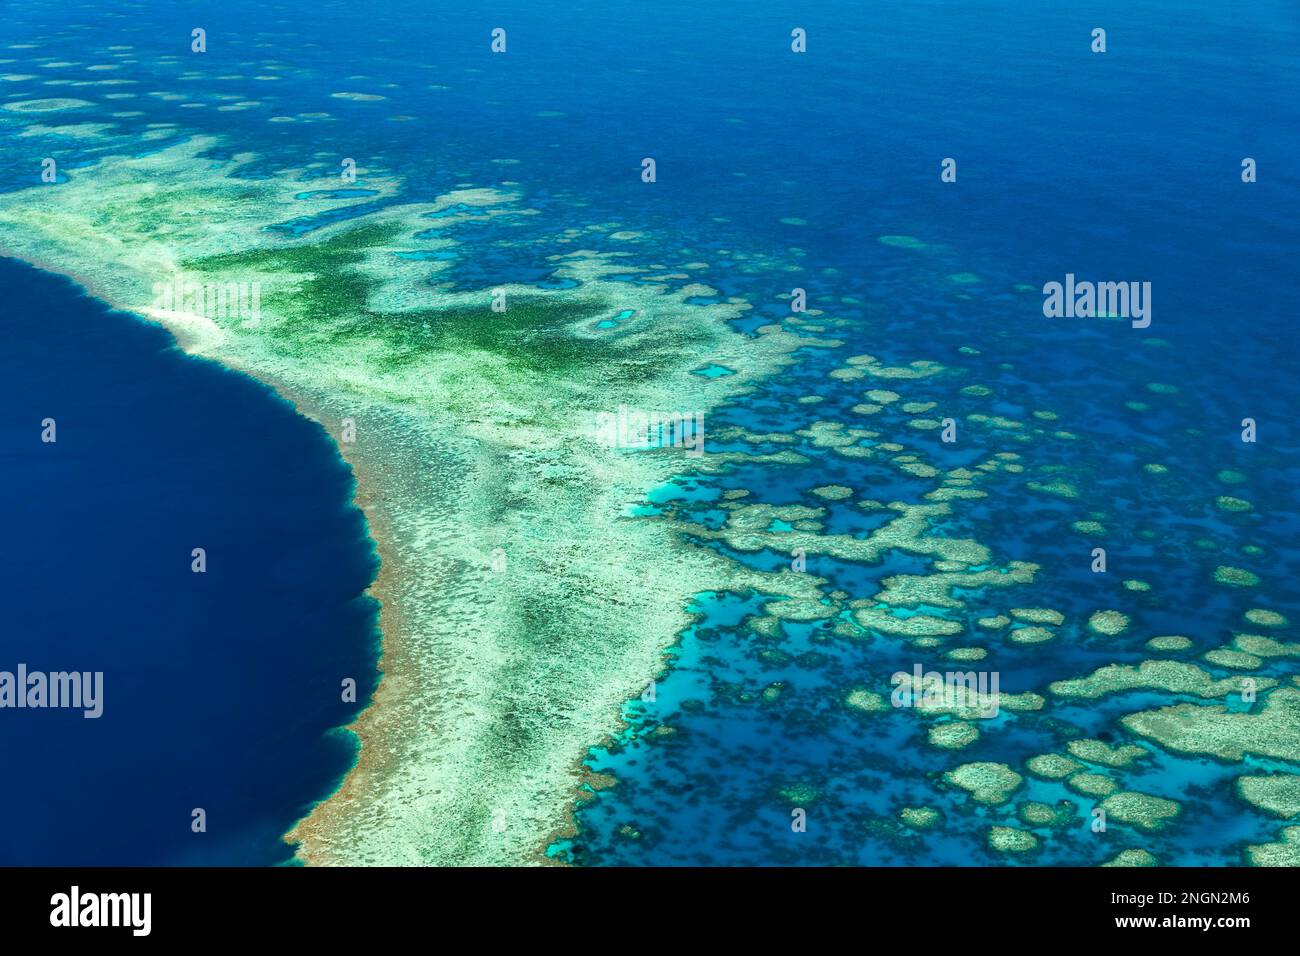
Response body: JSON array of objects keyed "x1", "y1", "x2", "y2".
[
  {"x1": 944, "y1": 762, "x2": 1023, "y2": 805},
  {"x1": 797, "y1": 420, "x2": 877, "y2": 449},
  {"x1": 1246, "y1": 826, "x2": 1300, "y2": 866},
  {"x1": 864, "y1": 359, "x2": 945, "y2": 380},
  {"x1": 1214, "y1": 566, "x2": 1259, "y2": 588},
  {"x1": 18, "y1": 122, "x2": 116, "y2": 139},
  {"x1": 970, "y1": 413, "x2": 1025, "y2": 432},
  {"x1": 1102, "y1": 848, "x2": 1159, "y2": 867},
  {"x1": 779, "y1": 782, "x2": 819, "y2": 805},
  {"x1": 924, "y1": 485, "x2": 986, "y2": 502},
  {"x1": 810, "y1": 484, "x2": 854, "y2": 501},
  {"x1": 892, "y1": 671, "x2": 1040, "y2": 718},
  {"x1": 1121, "y1": 687, "x2": 1300, "y2": 762},
  {"x1": 1072, "y1": 520, "x2": 1106, "y2": 536},
  {"x1": 1203, "y1": 648, "x2": 1262, "y2": 670},
  {"x1": 1028, "y1": 479, "x2": 1079, "y2": 499},
  {"x1": 899, "y1": 806, "x2": 942, "y2": 830},
  {"x1": 1146, "y1": 635, "x2": 1193, "y2": 652},
  {"x1": 1026, "y1": 753, "x2": 1083, "y2": 780},
  {"x1": 1123, "y1": 579, "x2": 1151, "y2": 593},
  {"x1": 1233, "y1": 633, "x2": 1300, "y2": 659},
  {"x1": 845, "y1": 688, "x2": 888, "y2": 713},
  {"x1": 1009, "y1": 625, "x2": 1055, "y2": 645},
  {"x1": 1245, "y1": 608, "x2": 1288, "y2": 628},
  {"x1": 878, "y1": 235, "x2": 928, "y2": 250},
  {"x1": 1018, "y1": 800, "x2": 1077, "y2": 827},
  {"x1": 1216, "y1": 496, "x2": 1252, "y2": 513},
  {"x1": 929, "y1": 721, "x2": 979, "y2": 750},
  {"x1": 853, "y1": 606, "x2": 962, "y2": 638},
  {"x1": 2, "y1": 97, "x2": 93, "y2": 112},
  {"x1": 1236, "y1": 774, "x2": 1300, "y2": 818},
  {"x1": 765, "y1": 597, "x2": 835, "y2": 623},
  {"x1": 1067, "y1": 738, "x2": 1148, "y2": 768},
  {"x1": 991, "y1": 691, "x2": 1045, "y2": 713},
  {"x1": 1086, "y1": 610, "x2": 1130, "y2": 637},
  {"x1": 897, "y1": 457, "x2": 943, "y2": 480},
  {"x1": 1067, "y1": 772, "x2": 1119, "y2": 798},
  {"x1": 870, "y1": 561, "x2": 1036, "y2": 611},
  {"x1": 988, "y1": 826, "x2": 1038, "y2": 853},
  {"x1": 1050, "y1": 660, "x2": 1274, "y2": 700},
  {"x1": 1100, "y1": 792, "x2": 1181, "y2": 832}
]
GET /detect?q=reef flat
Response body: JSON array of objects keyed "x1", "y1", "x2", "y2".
[{"x1": 0, "y1": 138, "x2": 816, "y2": 864}]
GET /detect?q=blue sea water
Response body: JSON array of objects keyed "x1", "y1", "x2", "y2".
[
  {"x1": 0, "y1": 259, "x2": 379, "y2": 864},
  {"x1": 0, "y1": 0, "x2": 1297, "y2": 865}
]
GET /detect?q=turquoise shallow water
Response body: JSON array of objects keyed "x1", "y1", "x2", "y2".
[{"x1": 0, "y1": 0, "x2": 1297, "y2": 865}]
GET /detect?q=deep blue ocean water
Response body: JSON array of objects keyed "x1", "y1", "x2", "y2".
[
  {"x1": 0, "y1": 0, "x2": 1297, "y2": 865},
  {"x1": 0, "y1": 259, "x2": 379, "y2": 864}
]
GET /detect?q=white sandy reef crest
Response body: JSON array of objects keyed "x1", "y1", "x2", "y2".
[{"x1": 0, "y1": 136, "x2": 817, "y2": 864}]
